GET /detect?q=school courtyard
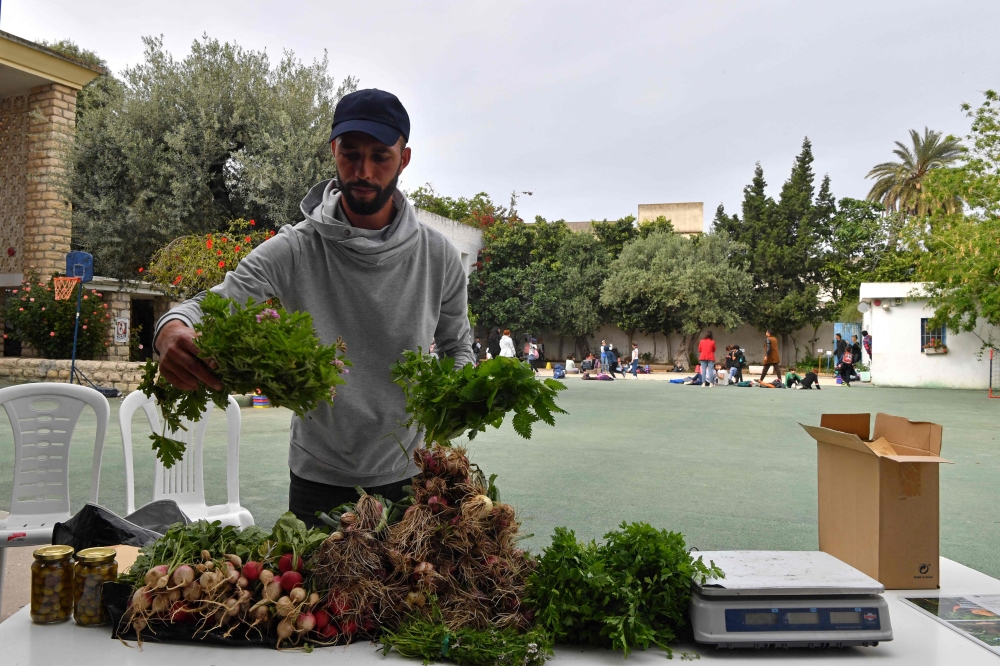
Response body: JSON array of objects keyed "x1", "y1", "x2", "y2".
[{"x1": 2, "y1": 379, "x2": 999, "y2": 611}]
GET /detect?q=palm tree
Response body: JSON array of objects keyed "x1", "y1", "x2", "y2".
[{"x1": 866, "y1": 128, "x2": 964, "y2": 217}]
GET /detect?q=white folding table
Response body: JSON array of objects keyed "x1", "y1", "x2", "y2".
[{"x1": 3, "y1": 557, "x2": 999, "y2": 665}]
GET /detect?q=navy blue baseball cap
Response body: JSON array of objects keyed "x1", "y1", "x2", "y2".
[{"x1": 329, "y1": 89, "x2": 410, "y2": 146}]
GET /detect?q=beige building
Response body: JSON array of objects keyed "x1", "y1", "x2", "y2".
[
  {"x1": 637, "y1": 202, "x2": 703, "y2": 236},
  {"x1": 566, "y1": 202, "x2": 704, "y2": 237}
]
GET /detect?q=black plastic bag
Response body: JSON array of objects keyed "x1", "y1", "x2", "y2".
[{"x1": 52, "y1": 501, "x2": 190, "y2": 550}]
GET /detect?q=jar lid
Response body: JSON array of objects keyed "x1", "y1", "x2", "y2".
[
  {"x1": 75, "y1": 546, "x2": 116, "y2": 564},
  {"x1": 33, "y1": 545, "x2": 75, "y2": 562}
]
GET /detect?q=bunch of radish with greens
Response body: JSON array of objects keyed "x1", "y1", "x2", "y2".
[{"x1": 138, "y1": 292, "x2": 350, "y2": 468}]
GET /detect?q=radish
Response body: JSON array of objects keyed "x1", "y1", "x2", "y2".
[
  {"x1": 132, "y1": 588, "x2": 152, "y2": 612},
  {"x1": 151, "y1": 594, "x2": 170, "y2": 614},
  {"x1": 276, "y1": 596, "x2": 294, "y2": 617},
  {"x1": 276, "y1": 617, "x2": 295, "y2": 646},
  {"x1": 199, "y1": 571, "x2": 217, "y2": 589},
  {"x1": 296, "y1": 611, "x2": 316, "y2": 633},
  {"x1": 320, "y1": 623, "x2": 339, "y2": 639},
  {"x1": 171, "y1": 564, "x2": 195, "y2": 587},
  {"x1": 144, "y1": 565, "x2": 168, "y2": 587},
  {"x1": 237, "y1": 576, "x2": 249, "y2": 589},
  {"x1": 278, "y1": 552, "x2": 303, "y2": 573},
  {"x1": 225, "y1": 562, "x2": 240, "y2": 584},
  {"x1": 314, "y1": 609, "x2": 330, "y2": 630},
  {"x1": 133, "y1": 617, "x2": 148, "y2": 632},
  {"x1": 289, "y1": 587, "x2": 307, "y2": 605},
  {"x1": 328, "y1": 591, "x2": 351, "y2": 616},
  {"x1": 225, "y1": 553, "x2": 242, "y2": 568},
  {"x1": 182, "y1": 583, "x2": 202, "y2": 601},
  {"x1": 258, "y1": 569, "x2": 275, "y2": 586},
  {"x1": 280, "y1": 570, "x2": 303, "y2": 592},
  {"x1": 427, "y1": 495, "x2": 448, "y2": 514},
  {"x1": 170, "y1": 601, "x2": 194, "y2": 624},
  {"x1": 341, "y1": 619, "x2": 357, "y2": 635},
  {"x1": 264, "y1": 581, "x2": 282, "y2": 602},
  {"x1": 242, "y1": 561, "x2": 262, "y2": 581},
  {"x1": 167, "y1": 587, "x2": 182, "y2": 603},
  {"x1": 362, "y1": 618, "x2": 376, "y2": 633},
  {"x1": 307, "y1": 592, "x2": 321, "y2": 606},
  {"x1": 250, "y1": 603, "x2": 271, "y2": 624}
]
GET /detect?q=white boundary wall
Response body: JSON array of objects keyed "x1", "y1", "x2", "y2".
[
  {"x1": 859, "y1": 282, "x2": 996, "y2": 390},
  {"x1": 414, "y1": 208, "x2": 482, "y2": 276}
]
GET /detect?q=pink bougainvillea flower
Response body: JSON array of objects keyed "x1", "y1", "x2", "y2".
[
  {"x1": 41, "y1": 307, "x2": 45, "y2": 311},
  {"x1": 196, "y1": 268, "x2": 203, "y2": 275},
  {"x1": 245, "y1": 236, "x2": 252, "y2": 242},
  {"x1": 82, "y1": 325, "x2": 87, "y2": 329},
  {"x1": 11, "y1": 289, "x2": 16, "y2": 294},
  {"x1": 249, "y1": 219, "x2": 256, "y2": 226},
  {"x1": 234, "y1": 246, "x2": 241, "y2": 252},
  {"x1": 221, "y1": 237, "x2": 228, "y2": 243},
  {"x1": 49, "y1": 331, "x2": 55, "y2": 337},
  {"x1": 218, "y1": 260, "x2": 226, "y2": 268},
  {"x1": 83, "y1": 295, "x2": 88, "y2": 299},
  {"x1": 24, "y1": 287, "x2": 30, "y2": 292},
  {"x1": 206, "y1": 239, "x2": 213, "y2": 249},
  {"x1": 138, "y1": 267, "x2": 144, "y2": 273},
  {"x1": 18, "y1": 307, "x2": 23, "y2": 311},
  {"x1": 29, "y1": 298, "x2": 34, "y2": 302},
  {"x1": 173, "y1": 275, "x2": 183, "y2": 285}
]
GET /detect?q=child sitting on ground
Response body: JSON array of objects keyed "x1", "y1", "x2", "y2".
[
  {"x1": 715, "y1": 363, "x2": 728, "y2": 385},
  {"x1": 800, "y1": 370, "x2": 821, "y2": 389},
  {"x1": 684, "y1": 371, "x2": 704, "y2": 385}
]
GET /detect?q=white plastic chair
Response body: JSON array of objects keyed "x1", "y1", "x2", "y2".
[
  {"x1": 119, "y1": 391, "x2": 253, "y2": 529},
  {"x1": 0, "y1": 383, "x2": 110, "y2": 612}
]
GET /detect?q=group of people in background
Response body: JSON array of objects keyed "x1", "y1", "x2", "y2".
[
  {"x1": 481, "y1": 327, "x2": 544, "y2": 372},
  {"x1": 578, "y1": 339, "x2": 640, "y2": 380}
]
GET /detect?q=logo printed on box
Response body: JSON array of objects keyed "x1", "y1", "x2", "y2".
[{"x1": 919, "y1": 563, "x2": 930, "y2": 574}]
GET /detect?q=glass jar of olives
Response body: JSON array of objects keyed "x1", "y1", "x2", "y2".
[
  {"x1": 31, "y1": 545, "x2": 75, "y2": 624},
  {"x1": 73, "y1": 547, "x2": 117, "y2": 626}
]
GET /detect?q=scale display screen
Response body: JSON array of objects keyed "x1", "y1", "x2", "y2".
[{"x1": 725, "y1": 607, "x2": 881, "y2": 633}]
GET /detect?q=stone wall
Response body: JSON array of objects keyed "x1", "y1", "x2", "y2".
[
  {"x1": 106, "y1": 291, "x2": 131, "y2": 361},
  {"x1": 25, "y1": 83, "x2": 75, "y2": 280},
  {"x1": 0, "y1": 358, "x2": 145, "y2": 393}
]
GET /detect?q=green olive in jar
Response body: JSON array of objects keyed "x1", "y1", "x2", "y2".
[
  {"x1": 31, "y1": 545, "x2": 75, "y2": 624},
  {"x1": 73, "y1": 547, "x2": 117, "y2": 626}
]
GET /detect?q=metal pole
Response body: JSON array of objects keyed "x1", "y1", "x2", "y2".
[{"x1": 70, "y1": 280, "x2": 82, "y2": 384}]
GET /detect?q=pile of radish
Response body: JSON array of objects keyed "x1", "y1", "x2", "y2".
[{"x1": 311, "y1": 444, "x2": 536, "y2": 636}]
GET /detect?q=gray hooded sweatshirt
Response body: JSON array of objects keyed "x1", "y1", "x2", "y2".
[{"x1": 155, "y1": 179, "x2": 474, "y2": 486}]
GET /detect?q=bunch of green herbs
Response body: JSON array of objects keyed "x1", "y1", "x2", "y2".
[
  {"x1": 381, "y1": 614, "x2": 553, "y2": 666},
  {"x1": 526, "y1": 522, "x2": 723, "y2": 658},
  {"x1": 139, "y1": 292, "x2": 350, "y2": 466},
  {"x1": 390, "y1": 351, "x2": 566, "y2": 446},
  {"x1": 119, "y1": 512, "x2": 328, "y2": 586}
]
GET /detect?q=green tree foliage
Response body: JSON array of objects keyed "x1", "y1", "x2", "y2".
[
  {"x1": 67, "y1": 36, "x2": 357, "y2": 279},
  {"x1": 713, "y1": 139, "x2": 832, "y2": 344},
  {"x1": 406, "y1": 183, "x2": 499, "y2": 227},
  {"x1": 637, "y1": 215, "x2": 674, "y2": 238},
  {"x1": 601, "y1": 232, "x2": 752, "y2": 367},
  {"x1": 919, "y1": 91, "x2": 1000, "y2": 345},
  {"x1": 826, "y1": 198, "x2": 919, "y2": 303},
  {"x1": 591, "y1": 216, "x2": 638, "y2": 256},
  {"x1": 866, "y1": 128, "x2": 964, "y2": 217},
  {"x1": 4, "y1": 275, "x2": 112, "y2": 359},
  {"x1": 552, "y1": 232, "x2": 610, "y2": 359}
]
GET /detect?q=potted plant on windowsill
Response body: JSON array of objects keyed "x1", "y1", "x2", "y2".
[{"x1": 923, "y1": 339, "x2": 948, "y2": 355}]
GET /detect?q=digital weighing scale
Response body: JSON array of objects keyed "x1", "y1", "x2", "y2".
[{"x1": 690, "y1": 551, "x2": 893, "y2": 649}]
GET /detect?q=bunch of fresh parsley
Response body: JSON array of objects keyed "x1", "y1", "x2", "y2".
[
  {"x1": 139, "y1": 292, "x2": 350, "y2": 467},
  {"x1": 390, "y1": 351, "x2": 566, "y2": 446},
  {"x1": 526, "y1": 523, "x2": 723, "y2": 658}
]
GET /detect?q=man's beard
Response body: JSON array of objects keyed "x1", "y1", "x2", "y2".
[{"x1": 340, "y1": 171, "x2": 400, "y2": 216}]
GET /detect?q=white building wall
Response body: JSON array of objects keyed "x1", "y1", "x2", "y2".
[
  {"x1": 859, "y1": 282, "x2": 996, "y2": 390},
  {"x1": 414, "y1": 208, "x2": 483, "y2": 276}
]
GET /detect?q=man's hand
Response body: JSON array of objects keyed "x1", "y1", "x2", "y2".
[{"x1": 155, "y1": 320, "x2": 223, "y2": 391}]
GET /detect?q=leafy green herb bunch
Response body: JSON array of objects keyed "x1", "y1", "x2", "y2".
[
  {"x1": 140, "y1": 292, "x2": 351, "y2": 467},
  {"x1": 390, "y1": 351, "x2": 566, "y2": 446},
  {"x1": 527, "y1": 523, "x2": 723, "y2": 658}
]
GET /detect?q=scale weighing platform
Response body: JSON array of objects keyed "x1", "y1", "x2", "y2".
[{"x1": 690, "y1": 551, "x2": 893, "y2": 649}]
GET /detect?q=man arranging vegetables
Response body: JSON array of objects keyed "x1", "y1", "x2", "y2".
[{"x1": 154, "y1": 89, "x2": 474, "y2": 527}]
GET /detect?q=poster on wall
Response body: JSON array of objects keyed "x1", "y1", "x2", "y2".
[{"x1": 114, "y1": 317, "x2": 129, "y2": 344}]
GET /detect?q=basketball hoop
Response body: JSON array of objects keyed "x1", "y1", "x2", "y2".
[{"x1": 53, "y1": 276, "x2": 80, "y2": 301}]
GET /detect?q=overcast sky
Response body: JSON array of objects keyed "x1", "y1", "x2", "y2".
[{"x1": 5, "y1": 1, "x2": 998, "y2": 228}]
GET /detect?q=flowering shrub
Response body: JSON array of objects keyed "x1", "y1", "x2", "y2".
[
  {"x1": 139, "y1": 292, "x2": 350, "y2": 467},
  {"x1": 4, "y1": 274, "x2": 112, "y2": 359},
  {"x1": 148, "y1": 218, "x2": 276, "y2": 299}
]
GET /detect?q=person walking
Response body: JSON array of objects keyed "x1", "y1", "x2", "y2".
[
  {"x1": 760, "y1": 329, "x2": 781, "y2": 382},
  {"x1": 833, "y1": 333, "x2": 847, "y2": 368},
  {"x1": 698, "y1": 331, "x2": 717, "y2": 388},
  {"x1": 486, "y1": 327, "x2": 501, "y2": 360},
  {"x1": 630, "y1": 342, "x2": 640, "y2": 377},
  {"x1": 527, "y1": 337, "x2": 540, "y2": 373},
  {"x1": 499, "y1": 329, "x2": 516, "y2": 357},
  {"x1": 862, "y1": 330, "x2": 872, "y2": 362},
  {"x1": 472, "y1": 336, "x2": 482, "y2": 362}
]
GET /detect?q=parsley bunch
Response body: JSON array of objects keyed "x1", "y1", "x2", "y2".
[
  {"x1": 527, "y1": 523, "x2": 723, "y2": 658},
  {"x1": 390, "y1": 351, "x2": 566, "y2": 446},
  {"x1": 140, "y1": 292, "x2": 350, "y2": 467}
]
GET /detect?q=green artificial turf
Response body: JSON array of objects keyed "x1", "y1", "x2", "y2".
[{"x1": 1, "y1": 381, "x2": 998, "y2": 578}]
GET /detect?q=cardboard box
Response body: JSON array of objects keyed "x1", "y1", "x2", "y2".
[{"x1": 800, "y1": 413, "x2": 950, "y2": 589}]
